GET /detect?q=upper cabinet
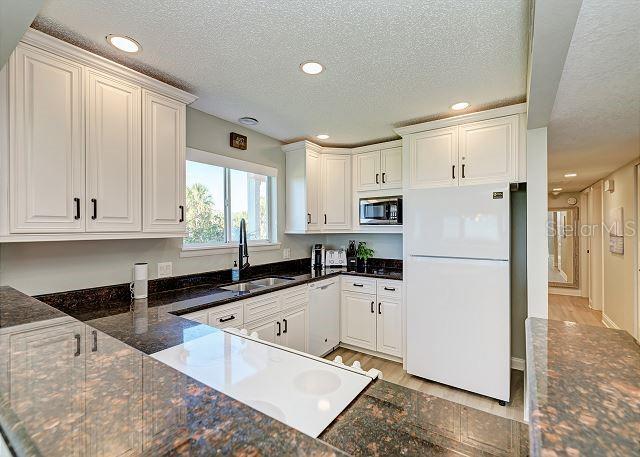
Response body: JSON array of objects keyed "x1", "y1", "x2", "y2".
[
  {"x1": 9, "y1": 44, "x2": 85, "y2": 233},
  {"x1": 0, "y1": 30, "x2": 197, "y2": 241},
  {"x1": 284, "y1": 142, "x2": 351, "y2": 233},
  {"x1": 397, "y1": 108, "x2": 526, "y2": 190},
  {"x1": 353, "y1": 142, "x2": 402, "y2": 191},
  {"x1": 142, "y1": 91, "x2": 186, "y2": 233}
]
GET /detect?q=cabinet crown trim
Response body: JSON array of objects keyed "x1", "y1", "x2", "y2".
[
  {"x1": 21, "y1": 28, "x2": 197, "y2": 104},
  {"x1": 394, "y1": 103, "x2": 527, "y2": 137},
  {"x1": 351, "y1": 139, "x2": 402, "y2": 154}
]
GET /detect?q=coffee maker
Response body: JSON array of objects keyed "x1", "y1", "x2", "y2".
[
  {"x1": 346, "y1": 240, "x2": 357, "y2": 270},
  {"x1": 311, "y1": 244, "x2": 325, "y2": 269}
]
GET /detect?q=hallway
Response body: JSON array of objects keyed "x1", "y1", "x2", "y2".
[{"x1": 548, "y1": 293, "x2": 604, "y2": 327}]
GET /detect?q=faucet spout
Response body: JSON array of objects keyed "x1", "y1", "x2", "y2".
[{"x1": 239, "y1": 218, "x2": 250, "y2": 274}]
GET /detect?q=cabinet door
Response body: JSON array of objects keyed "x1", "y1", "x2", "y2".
[
  {"x1": 142, "y1": 90, "x2": 186, "y2": 233},
  {"x1": 281, "y1": 306, "x2": 307, "y2": 353},
  {"x1": 85, "y1": 329, "x2": 142, "y2": 457},
  {"x1": 376, "y1": 299, "x2": 402, "y2": 357},
  {"x1": 9, "y1": 321, "x2": 86, "y2": 456},
  {"x1": 182, "y1": 310, "x2": 207, "y2": 324},
  {"x1": 458, "y1": 116, "x2": 517, "y2": 186},
  {"x1": 321, "y1": 154, "x2": 351, "y2": 229},
  {"x1": 409, "y1": 127, "x2": 458, "y2": 189},
  {"x1": 247, "y1": 316, "x2": 280, "y2": 344},
  {"x1": 305, "y1": 150, "x2": 321, "y2": 230},
  {"x1": 10, "y1": 44, "x2": 85, "y2": 233},
  {"x1": 380, "y1": 147, "x2": 402, "y2": 189},
  {"x1": 355, "y1": 151, "x2": 380, "y2": 191},
  {"x1": 86, "y1": 70, "x2": 141, "y2": 232},
  {"x1": 340, "y1": 292, "x2": 376, "y2": 350}
]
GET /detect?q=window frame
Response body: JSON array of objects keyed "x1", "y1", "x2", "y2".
[{"x1": 182, "y1": 148, "x2": 279, "y2": 256}]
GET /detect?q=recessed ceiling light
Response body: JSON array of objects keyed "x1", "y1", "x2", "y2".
[
  {"x1": 106, "y1": 35, "x2": 141, "y2": 53},
  {"x1": 300, "y1": 61, "x2": 324, "y2": 75},
  {"x1": 316, "y1": 134, "x2": 330, "y2": 140},
  {"x1": 564, "y1": 173, "x2": 577, "y2": 178},
  {"x1": 552, "y1": 188, "x2": 563, "y2": 192},
  {"x1": 238, "y1": 117, "x2": 259, "y2": 126},
  {"x1": 451, "y1": 102, "x2": 470, "y2": 111}
]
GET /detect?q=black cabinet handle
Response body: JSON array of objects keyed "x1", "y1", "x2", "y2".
[
  {"x1": 307, "y1": 213, "x2": 311, "y2": 224},
  {"x1": 384, "y1": 287, "x2": 396, "y2": 291},
  {"x1": 382, "y1": 172, "x2": 386, "y2": 183},
  {"x1": 378, "y1": 303, "x2": 382, "y2": 314},
  {"x1": 353, "y1": 283, "x2": 364, "y2": 287},
  {"x1": 74, "y1": 198, "x2": 80, "y2": 220},
  {"x1": 452, "y1": 165, "x2": 456, "y2": 180},
  {"x1": 91, "y1": 198, "x2": 97, "y2": 220},
  {"x1": 375, "y1": 173, "x2": 379, "y2": 184},
  {"x1": 462, "y1": 164, "x2": 466, "y2": 179},
  {"x1": 179, "y1": 205, "x2": 185, "y2": 222},
  {"x1": 277, "y1": 321, "x2": 281, "y2": 336},
  {"x1": 370, "y1": 301, "x2": 374, "y2": 313},
  {"x1": 283, "y1": 318, "x2": 288, "y2": 334},
  {"x1": 324, "y1": 214, "x2": 327, "y2": 224},
  {"x1": 74, "y1": 334, "x2": 81, "y2": 357},
  {"x1": 219, "y1": 315, "x2": 236, "y2": 323},
  {"x1": 91, "y1": 330, "x2": 98, "y2": 352}
]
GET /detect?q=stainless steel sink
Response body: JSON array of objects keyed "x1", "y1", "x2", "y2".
[
  {"x1": 220, "y1": 282, "x2": 265, "y2": 293},
  {"x1": 250, "y1": 277, "x2": 295, "y2": 287}
]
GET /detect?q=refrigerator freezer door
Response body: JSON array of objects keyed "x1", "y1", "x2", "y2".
[
  {"x1": 405, "y1": 184, "x2": 510, "y2": 260},
  {"x1": 405, "y1": 255, "x2": 511, "y2": 401}
]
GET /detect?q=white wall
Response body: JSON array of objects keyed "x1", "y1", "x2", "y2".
[
  {"x1": 0, "y1": 1, "x2": 43, "y2": 66},
  {"x1": 526, "y1": 127, "x2": 549, "y2": 318},
  {"x1": 320, "y1": 233, "x2": 403, "y2": 259},
  {"x1": 0, "y1": 108, "x2": 313, "y2": 295}
]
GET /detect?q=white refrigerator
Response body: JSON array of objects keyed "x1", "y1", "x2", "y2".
[{"x1": 404, "y1": 183, "x2": 511, "y2": 402}]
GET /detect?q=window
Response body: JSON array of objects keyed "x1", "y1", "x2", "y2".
[{"x1": 184, "y1": 149, "x2": 277, "y2": 249}]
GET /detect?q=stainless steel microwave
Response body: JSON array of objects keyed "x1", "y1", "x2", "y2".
[{"x1": 359, "y1": 196, "x2": 403, "y2": 225}]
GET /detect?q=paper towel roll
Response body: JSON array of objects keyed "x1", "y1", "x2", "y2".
[{"x1": 131, "y1": 263, "x2": 148, "y2": 299}]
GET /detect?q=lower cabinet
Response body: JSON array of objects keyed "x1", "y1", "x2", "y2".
[
  {"x1": 246, "y1": 316, "x2": 280, "y2": 344},
  {"x1": 280, "y1": 306, "x2": 308, "y2": 353},
  {"x1": 341, "y1": 278, "x2": 403, "y2": 357}
]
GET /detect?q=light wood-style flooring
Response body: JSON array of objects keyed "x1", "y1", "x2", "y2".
[
  {"x1": 548, "y1": 293, "x2": 604, "y2": 327},
  {"x1": 325, "y1": 347, "x2": 525, "y2": 423}
]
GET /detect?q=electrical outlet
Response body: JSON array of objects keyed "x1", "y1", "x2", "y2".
[
  {"x1": 157, "y1": 262, "x2": 173, "y2": 278},
  {"x1": 282, "y1": 248, "x2": 291, "y2": 260}
]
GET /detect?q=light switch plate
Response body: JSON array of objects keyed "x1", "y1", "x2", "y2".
[
  {"x1": 158, "y1": 262, "x2": 173, "y2": 278},
  {"x1": 282, "y1": 248, "x2": 291, "y2": 259}
]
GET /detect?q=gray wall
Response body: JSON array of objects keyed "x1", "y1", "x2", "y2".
[
  {"x1": 0, "y1": 108, "x2": 313, "y2": 295},
  {"x1": 320, "y1": 233, "x2": 403, "y2": 259},
  {"x1": 510, "y1": 187, "x2": 528, "y2": 359},
  {"x1": 0, "y1": 1, "x2": 43, "y2": 67}
]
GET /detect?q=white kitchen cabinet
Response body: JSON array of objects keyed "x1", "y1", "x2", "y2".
[
  {"x1": 409, "y1": 126, "x2": 458, "y2": 189},
  {"x1": 281, "y1": 306, "x2": 307, "y2": 353},
  {"x1": 9, "y1": 320, "x2": 86, "y2": 455},
  {"x1": 376, "y1": 299, "x2": 402, "y2": 357},
  {"x1": 85, "y1": 329, "x2": 142, "y2": 457},
  {"x1": 354, "y1": 151, "x2": 381, "y2": 191},
  {"x1": 9, "y1": 43, "x2": 85, "y2": 233},
  {"x1": 207, "y1": 303, "x2": 243, "y2": 329},
  {"x1": 340, "y1": 291, "x2": 377, "y2": 351},
  {"x1": 354, "y1": 144, "x2": 402, "y2": 192},
  {"x1": 321, "y1": 153, "x2": 351, "y2": 230},
  {"x1": 458, "y1": 116, "x2": 517, "y2": 186},
  {"x1": 86, "y1": 69, "x2": 141, "y2": 232},
  {"x1": 142, "y1": 90, "x2": 186, "y2": 233},
  {"x1": 182, "y1": 310, "x2": 207, "y2": 324},
  {"x1": 284, "y1": 142, "x2": 322, "y2": 233},
  {"x1": 380, "y1": 147, "x2": 402, "y2": 189},
  {"x1": 247, "y1": 316, "x2": 281, "y2": 344}
]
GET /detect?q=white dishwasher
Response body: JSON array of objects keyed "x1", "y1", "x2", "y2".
[{"x1": 308, "y1": 277, "x2": 340, "y2": 356}]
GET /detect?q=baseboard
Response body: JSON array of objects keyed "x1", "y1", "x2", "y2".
[
  {"x1": 511, "y1": 357, "x2": 525, "y2": 371},
  {"x1": 548, "y1": 287, "x2": 582, "y2": 297},
  {"x1": 602, "y1": 313, "x2": 620, "y2": 329},
  {"x1": 338, "y1": 343, "x2": 403, "y2": 363}
]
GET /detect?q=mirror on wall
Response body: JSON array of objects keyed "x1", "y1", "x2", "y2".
[{"x1": 548, "y1": 207, "x2": 579, "y2": 289}]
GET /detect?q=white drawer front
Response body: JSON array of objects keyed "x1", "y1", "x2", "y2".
[
  {"x1": 377, "y1": 280, "x2": 403, "y2": 299},
  {"x1": 341, "y1": 276, "x2": 376, "y2": 295},
  {"x1": 207, "y1": 304, "x2": 243, "y2": 329},
  {"x1": 183, "y1": 310, "x2": 207, "y2": 324},
  {"x1": 244, "y1": 293, "x2": 281, "y2": 324},
  {"x1": 280, "y1": 285, "x2": 308, "y2": 311}
]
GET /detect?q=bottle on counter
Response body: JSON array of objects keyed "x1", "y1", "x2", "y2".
[{"x1": 232, "y1": 260, "x2": 240, "y2": 281}]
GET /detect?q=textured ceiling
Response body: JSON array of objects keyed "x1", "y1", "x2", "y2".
[
  {"x1": 547, "y1": 0, "x2": 640, "y2": 192},
  {"x1": 34, "y1": 0, "x2": 528, "y2": 146}
]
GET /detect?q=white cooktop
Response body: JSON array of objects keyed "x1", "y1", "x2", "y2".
[{"x1": 151, "y1": 327, "x2": 371, "y2": 437}]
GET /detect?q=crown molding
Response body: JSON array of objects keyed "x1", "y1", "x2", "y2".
[
  {"x1": 394, "y1": 103, "x2": 527, "y2": 137},
  {"x1": 20, "y1": 28, "x2": 197, "y2": 104},
  {"x1": 351, "y1": 139, "x2": 402, "y2": 154}
]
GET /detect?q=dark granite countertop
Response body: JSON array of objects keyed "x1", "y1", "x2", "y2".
[{"x1": 525, "y1": 318, "x2": 640, "y2": 457}]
